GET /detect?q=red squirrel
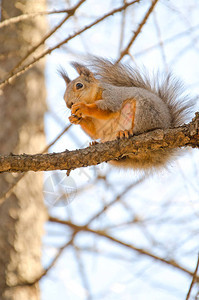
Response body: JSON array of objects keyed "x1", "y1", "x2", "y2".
[{"x1": 60, "y1": 57, "x2": 194, "y2": 170}]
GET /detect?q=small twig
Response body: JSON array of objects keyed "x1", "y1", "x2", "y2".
[
  {"x1": 0, "y1": 8, "x2": 83, "y2": 29},
  {"x1": 153, "y1": 10, "x2": 168, "y2": 72},
  {"x1": 11, "y1": 233, "x2": 76, "y2": 287},
  {"x1": 117, "y1": 0, "x2": 159, "y2": 62},
  {"x1": 0, "y1": 173, "x2": 25, "y2": 204},
  {"x1": 185, "y1": 254, "x2": 199, "y2": 300},
  {"x1": 0, "y1": 0, "x2": 140, "y2": 90},
  {"x1": 0, "y1": 124, "x2": 71, "y2": 203},
  {"x1": 73, "y1": 245, "x2": 92, "y2": 300},
  {"x1": 118, "y1": 0, "x2": 127, "y2": 55},
  {"x1": 42, "y1": 124, "x2": 72, "y2": 153},
  {"x1": 48, "y1": 216, "x2": 199, "y2": 280},
  {"x1": 7, "y1": 0, "x2": 86, "y2": 76},
  {"x1": 133, "y1": 23, "x2": 199, "y2": 58},
  {"x1": 86, "y1": 177, "x2": 146, "y2": 224}
]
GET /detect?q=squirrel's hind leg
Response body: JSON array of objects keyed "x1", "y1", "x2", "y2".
[
  {"x1": 89, "y1": 140, "x2": 99, "y2": 146},
  {"x1": 116, "y1": 99, "x2": 136, "y2": 139},
  {"x1": 116, "y1": 129, "x2": 133, "y2": 139}
]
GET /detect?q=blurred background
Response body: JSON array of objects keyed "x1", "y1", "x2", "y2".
[{"x1": 0, "y1": 1, "x2": 199, "y2": 300}]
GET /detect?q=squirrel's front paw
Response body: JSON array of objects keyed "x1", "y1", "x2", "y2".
[
  {"x1": 71, "y1": 102, "x2": 88, "y2": 118},
  {"x1": 69, "y1": 115, "x2": 82, "y2": 124}
]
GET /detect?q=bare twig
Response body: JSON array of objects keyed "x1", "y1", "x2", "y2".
[
  {"x1": 153, "y1": 10, "x2": 168, "y2": 71},
  {"x1": 0, "y1": 7, "x2": 84, "y2": 29},
  {"x1": 0, "y1": 0, "x2": 140, "y2": 90},
  {"x1": 86, "y1": 177, "x2": 146, "y2": 224},
  {"x1": 185, "y1": 254, "x2": 199, "y2": 300},
  {"x1": 73, "y1": 245, "x2": 92, "y2": 300},
  {"x1": 48, "y1": 216, "x2": 198, "y2": 279},
  {"x1": 134, "y1": 23, "x2": 199, "y2": 58},
  {"x1": 12, "y1": 233, "x2": 76, "y2": 287},
  {"x1": 118, "y1": 0, "x2": 127, "y2": 54},
  {"x1": 117, "y1": 0, "x2": 159, "y2": 62},
  {"x1": 0, "y1": 173, "x2": 25, "y2": 204},
  {"x1": 7, "y1": 0, "x2": 86, "y2": 76},
  {"x1": 42, "y1": 124, "x2": 72, "y2": 153},
  {"x1": 0, "y1": 124, "x2": 71, "y2": 203}
]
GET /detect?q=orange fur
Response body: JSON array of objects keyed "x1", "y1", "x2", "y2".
[
  {"x1": 71, "y1": 102, "x2": 119, "y2": 120},
  {"x1": 61, "y1": 58, "x2": 194, "y2": 169},
  {"x1": 79, "y1": 118, "x2": 97, "y2": 139},
  {"x1": 70, "y1": 98, "x2": 136, "y2": 140}
]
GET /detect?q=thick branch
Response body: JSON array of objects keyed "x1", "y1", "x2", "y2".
[{"x1": 0, "y1": 113, "x2": 199, "y2": 173}]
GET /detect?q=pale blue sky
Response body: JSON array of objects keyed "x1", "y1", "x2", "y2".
[{"x1": 41, "y1": 1, "x2": 199, "y2": 299}]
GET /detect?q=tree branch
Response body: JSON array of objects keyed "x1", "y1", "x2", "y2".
[
  {"x1": 7, "y1": 0, "x2": 87, "y2": 76},
  {"x1": 0, "y1": 0, "x2": 140, "y2": 90},
  {"x1": 0, "y1": 6, "x2": 85, "y2": 30},
  {"x1": 117, "y1": 0, "x2": 159, "y2": 62},
  {"x1": 0, "y1": 113, "x2": 199, "y2": 173},
  {"x1": 48, "y1": 216, "x2": 198, "y2": 279},
  {"x1": 185, "y1": 253, "x2": 199, "y2": 300}
]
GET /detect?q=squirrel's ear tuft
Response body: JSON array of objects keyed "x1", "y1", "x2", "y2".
[
  {"x1": 58, "y1": 67, "x2": 71, "y2": 85},
  {"x1": 71, "y1": 62, "x2": 94, "y2": 79}
]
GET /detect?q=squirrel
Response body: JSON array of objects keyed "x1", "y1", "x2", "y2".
[{"x1": 60, "y1": 57, "x2": 194, "y2": 170}]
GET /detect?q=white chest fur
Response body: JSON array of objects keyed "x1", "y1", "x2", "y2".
[{"x1": 93, "y1": 101, "x2": 135, "y2": 142}]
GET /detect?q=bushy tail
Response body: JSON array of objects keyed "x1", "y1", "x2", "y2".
[{"x1": 88, "y1": 57, "x2": 195, "y2": 127}]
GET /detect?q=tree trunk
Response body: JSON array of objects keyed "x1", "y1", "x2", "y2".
[{"x1": 0, "y1": 1, "x2": 47, "y2": 299}]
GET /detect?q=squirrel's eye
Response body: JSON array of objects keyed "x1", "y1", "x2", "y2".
[{"x1": 76, "y1": 82, "x2": 83, "y2": 90}]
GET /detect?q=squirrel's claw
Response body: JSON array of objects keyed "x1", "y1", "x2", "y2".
[
  {"x1": 116, "y1": 129, "x2": 133, "y2": 139},
  {"x1": 71, "y1": 102, "x2": 88, "y2": 118},
  {"x1": 69, "y1": 115, "x2": 82, "y2": 124},
  {"x1": 89, "y1": 140, "x2": 99, "y2": 146}
]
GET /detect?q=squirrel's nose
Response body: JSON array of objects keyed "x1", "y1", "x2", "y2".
[{"x1": 66, "y1": 101, "x2": 74, "y2": 109}]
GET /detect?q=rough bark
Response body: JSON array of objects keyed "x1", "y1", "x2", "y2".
[
  {"x1": 0, "y1": 1, "x2": 47, "y2": 299},
  {"x1": 0, "y1": 113, "x2": 199, "y2": 173}
]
